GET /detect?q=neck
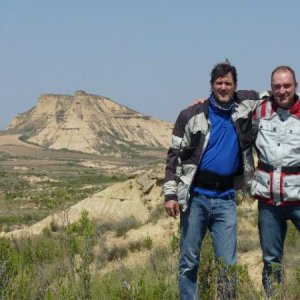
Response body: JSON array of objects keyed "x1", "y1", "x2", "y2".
[
  {"x1": 216, "y1": 98, "x2": 233, "y2": 108},
  {"x1": 210, "y1": 93, "x2": 234, "y2": 112}
]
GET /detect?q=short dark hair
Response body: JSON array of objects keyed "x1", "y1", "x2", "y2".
[
  {"x1": 271, "y1": 65, "x2": 297, "y2": 85},
  {"x1": 210, "y1": 60, "x2": 237, "y2": 86}
]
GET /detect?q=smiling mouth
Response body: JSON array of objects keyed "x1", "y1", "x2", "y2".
[{"x1": 278, "y1": 96, "x2": 288, "y2": 101}]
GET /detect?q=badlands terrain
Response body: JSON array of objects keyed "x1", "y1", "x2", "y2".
[
  {"x1": 1, "y1": 92, "x2": 300, "y2": 298},
  {"x1": 0, "y1": 131, "x2": 263, "y2": 292}
]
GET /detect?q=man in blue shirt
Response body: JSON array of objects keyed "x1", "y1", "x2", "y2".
[{"x1": 164, "y1": 62, "x2": 256, "y2": 299}]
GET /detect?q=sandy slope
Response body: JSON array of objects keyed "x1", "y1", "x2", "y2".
[
  {"x1": 1, "y1": 164, "x2": 263, "y2": 290},
  {"x1": 2, "y1": 165, "x2": 165, "y2": 238}
]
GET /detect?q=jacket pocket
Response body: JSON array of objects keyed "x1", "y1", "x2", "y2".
[
  {"x1": 251, "y1": 170, "x2": 271, "y2": 199},
  {"x1": 282, "y1": 174, "x2": 300, "y2": 201}
]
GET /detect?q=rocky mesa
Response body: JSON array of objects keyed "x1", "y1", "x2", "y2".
[{"x1": 5, "y1": 90, "x2": 173, "y2": 156}]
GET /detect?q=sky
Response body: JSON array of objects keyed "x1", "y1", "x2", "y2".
[{"x1": 0, "y1": 1, "x2": 299, "y2": 129}]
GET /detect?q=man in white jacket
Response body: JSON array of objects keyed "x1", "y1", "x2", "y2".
[{"x1": 251, "y1": 66, "x2": 300, "y2": 297}]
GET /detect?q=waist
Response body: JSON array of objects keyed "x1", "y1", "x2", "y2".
[
  {"x1": 258, "y1": 161, "x2": 300, "y2": 174},
  {"x1": 193, "y1": 170, "x2": 235, "y2": 191}
]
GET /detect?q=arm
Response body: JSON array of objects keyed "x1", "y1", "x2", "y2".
[
  {"x1": 190, "y1": 91, "x2": 267, "y2": 111},
  {"x1": 188, "y1": 97, "x2": 206, "y2": 106},
  {"x1": 163, "y1": 110, "x2": 187, "y2": 219},
  {"x1": 236, "y1": 90, "x2": 271, "y2": 113}
]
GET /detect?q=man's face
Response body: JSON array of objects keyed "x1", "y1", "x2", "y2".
[
  {"x1": 211, "y1": 72, "x2": 236, "y2": 103},
  {"x1": 272, "y1": 70, "x2": 297, "y2": 109}
]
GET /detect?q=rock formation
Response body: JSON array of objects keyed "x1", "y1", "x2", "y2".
[{"x1": 6, "y1": 91, "x2": 173, "y2": 156}]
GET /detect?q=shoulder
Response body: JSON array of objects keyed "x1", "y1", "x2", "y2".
[
  {"x1": 176, "y1": 100, "x2": 209, "y2": 122},
  {"x1": 235, "y1": 90, "x2": 264, "y2": 113},
  {"x1": 236, "y1": 90, "x2": 260, "y2": 102},
  {"x1": 179, "y1": 100, "x2": 208, "y2": 116}
]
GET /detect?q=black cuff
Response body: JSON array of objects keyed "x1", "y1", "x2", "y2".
[{"x1": 164, "y1": 194, "x2": 178, "y2": 202}]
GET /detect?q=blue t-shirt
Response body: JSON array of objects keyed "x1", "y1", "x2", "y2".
[{"x1": 192, "y1": 96, "x2": 242, "y2": 198}]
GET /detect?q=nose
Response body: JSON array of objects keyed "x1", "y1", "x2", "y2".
[
  {"x1": 278, "y1": 86, "x2": 286, "y2": 94},
  {"x1": 220, "y1": 83, "x2": 227, "y2": 90}
]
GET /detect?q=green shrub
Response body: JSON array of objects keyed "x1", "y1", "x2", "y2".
[
  {"x1": 95, "y1": 219, "x2": 115, "y2": 236},
  {"x1": 289, "y1": 266, "x2": 300, "y2": 299},
  {"x1": 170, "y1": 231, "x2": 179, "y2": 254},
  {"x1": 92, "y1": 245, "x2": 178, "y2": 300},
  {"x1": 197, "y1": 234, "x2": 261, "y2": 300},
  {"x1": 0, "y1": 151, "x2": 13, "y2": 161},
  {"x1": 96, "y1": 239, "x2": 110, "y2": 267},
  {"x1": 114, "y1": 216, "x2": 141, "y2": 237},
  {"x1": 286, "y1": 221, "x2": 299, "y2": 248},
  {"x1": 0, "y1": 211, "x2": 97, "y2": 299},
  {"x1": 144, "y1": 235, "x2": 153, "y2": 250},
  {"x1": 235, "y1": 264, "x2": 261, "y2": 299},
  {"x1": 18, "y1": 135, "x2": 30, "y2": 142},
  {"x1": 198, "y1": 235, "x2": 217, "y2": 299},
  {"x1": 107, "y1": 245, "x2": 128, "y2": 261},
  {"x1": 238, "y1": 237, "x2": 260, "y2": 253},
  {"x1": 0, "y1": 238, "x2": 18, "y2": 293},
  {"x1": 128, "y1": 240, "x2": 143, "y2": 252}
]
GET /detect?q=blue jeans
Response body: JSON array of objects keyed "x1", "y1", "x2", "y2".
[
  {"x1": 258, "y1": 202, "x2": 300, "y2": 297},
  {"x1": 179, "y1": 193, "x2": 237, "y2": 300}
]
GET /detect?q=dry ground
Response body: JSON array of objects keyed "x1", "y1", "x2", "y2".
[
  {"x1": 0, "y1": 134, "x2": 162, "y2": 171},
  {"x1": 0, "y1": 134, "x2": 288, "y2": 294}
]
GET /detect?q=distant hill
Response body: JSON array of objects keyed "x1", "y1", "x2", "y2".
[{"x1": 5, "y1": 91, "x2": 173, "y2": 156}]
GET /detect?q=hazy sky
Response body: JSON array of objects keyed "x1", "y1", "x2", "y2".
[{"x1": 1, "y1": 1, "x2": 299, "y2": 129}]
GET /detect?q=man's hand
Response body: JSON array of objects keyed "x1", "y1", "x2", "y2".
[
  {"x1": 188, "y1": 97, "x2": 206, "y2": 107},
  {"x1": 165, "y1": 200, "x2": 180, "y2": 219}
]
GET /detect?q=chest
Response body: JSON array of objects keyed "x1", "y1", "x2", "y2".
[
  {"x1": 255, "y1": 111, "x2": 300, "y2": 165},
  {"x1": 257, "y1": 111, "x2": 299, "y2": 143}
]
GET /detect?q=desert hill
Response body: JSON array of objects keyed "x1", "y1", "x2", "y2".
[
  {"x1": 3, "y1": 164, "x2": 166, "y2": 237},
  {"x1": 1, "y1": 163, "x2": 263, "y2": 289},
  {"x1": 5, "y1": 90, "x2": 173, "y2": 156}
]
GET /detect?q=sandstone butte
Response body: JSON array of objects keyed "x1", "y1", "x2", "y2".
[{"x1": 6, "y1": 90, "x2": 173, "y2": 156}]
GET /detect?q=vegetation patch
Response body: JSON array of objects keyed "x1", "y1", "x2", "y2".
[
  {"x1": 113, "y1": 216, "x2": 141, "y2": 237},
  {"x1": 0, "y1": 168, "x2": 126, "y2": 232}
]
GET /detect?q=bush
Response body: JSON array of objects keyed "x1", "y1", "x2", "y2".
[
  {"x1": 107, "y1": 245, "x2": 128, "y2": 261},
  {"x1": 128, "y1": 240, "x2": 143, "y2": 252},
  {"x1": 144, "y1": 235, "x2": 153, "y2": 250},
  {"x1": 197, "y1": 234, "x2": 260, "y2": 300},
  {"x1": 92, "y1": 246, "x2": 178, "y2": 300},
  {"x1": 0, "y1": 238, "x2": 18, "y2": 293},
  {"x1": 95, "y1": 219, "x2": 115, "y2": 236},
  {"x1": 0, "y1": 211, "x2": 96, "y2": 299},
  {"x1": 113, "y1": 216, "x2": 141, "y2": 237},
  {"x1": 286, "y1": 221, "x2": 299, "y2": 248},
  {"x1": 238, "y1": 237, "x2": 260, "y2": 253}
]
